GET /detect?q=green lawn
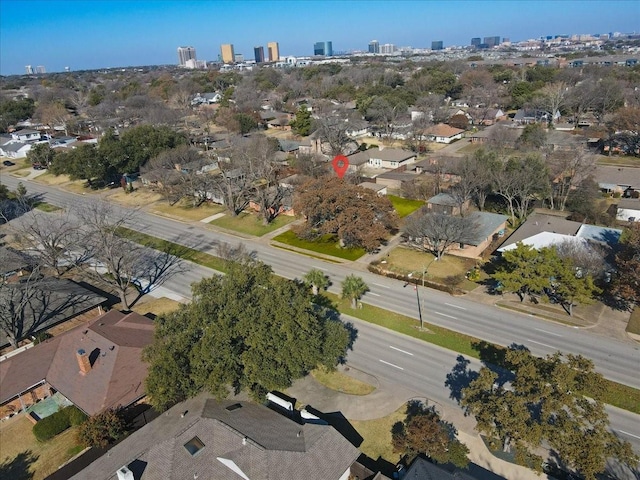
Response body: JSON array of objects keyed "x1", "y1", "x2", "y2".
[
  {"x1": 626, "y1": 307, "x2": 640, "y2": 335},
  {"x1": 272, "y1": 230, "x2": 366, "y2": 261},
  {"x1": 34, "y1": 202, "x2": 62, "y2": 213},
  {"x1": 387, "y1": 195, "x2": 425, "y2": 218},
  {"x1": 351, "y1": 405, "x2": 406, "y2": 464},
  {"x1": 210, "y1": 212, "x2": 295, "y2": 236}
]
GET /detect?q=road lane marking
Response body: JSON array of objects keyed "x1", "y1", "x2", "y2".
[
  {"x1": 369, "y1": 292, "x2": 381, "y2": 297},
  {"x1": 618, "y1": 430, "x2": 640, "y2": 440},
  {"x1": 373, "y1": 283, "x2": 390, "y2": 289},
  {"x1": 390, "y1": 346, "x2": 414, "y2": 356},
  {"x1": 445, "y1": 303, "x2": 466, "y2": 310},
  {"x1": 526, "y1": 339, "x2": 555, "y2": 349},
  {"x1": 379, "y1": 359, "x2": 404, "y2": 370},
  {"x1": 314, "y1": 266, "x2": 329, "y2": 271},
  {"x1": 534, "y1": 328, "x2": 563, "y2": 337},
  {"x1": 434, "y1": 311, "x2": 457, "y2": 319}
]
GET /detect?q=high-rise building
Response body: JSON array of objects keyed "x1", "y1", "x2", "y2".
[
  {"x1": 267, "y1": 42, "x2": 279, "y2": 62},
  {"x1": 35, "y1": 66, "x2": 46, "y2": 74},
  {"x1": 431, "y1": 41, "x2": 443, "y2": 50},
  {"x1": 221, "y1": 44, "x2": 235, "y2": 63},
  {"x1": 379, "y1": 43, "x2": 396, "y2": 54},
  {"x1": 368, "y1": 40, "x2": 379, "y2": 54},
  {"x1": 254, "y1": 46, "x2": 265, "y2": 63},
  {"x1": 483, "y1": 36, "x2": 501, "y2": 47},
  {"x1": 314, "y1": 41, "x2": 333, "y2": 56},
  {"x1": 177, "y1": 46, "x2": 196, "y2": 66},
  {"x1": 471, "y1": 37, "x2": 481, "y2": 47},
  {"x1": 234, "y1": 54, "x2": 244, "y2": 63},
  {"x1": 25, "y1": 65, "x2": 33, "y2": 74}
]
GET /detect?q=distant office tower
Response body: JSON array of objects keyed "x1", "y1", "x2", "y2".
[
  {"x1": 267, "y1": 42, "x2": 279, "y2": 62},
  {"x1": 368, "y1": 40, "x2": 379, "y2": 54},
  {"x1": 471, "y1": 37, "x2": 481, "y2": 47},
  {"x1": 483, "y1": 36, "x2": 501, "y2": 47},
  {"x1": 234, "y1": 54, "x2": 244, "y2": 63},
  {"x1": 379, "y1": 43, "x2": 396, "y2": 54},
  {"x1": 25, "y1": 65, "x2": 33, "y2": 74},
  {"x1": 221, "y1": 44, "x2": 235, "y2": 63},
  {"x1": 35, "y1": 66, "x2": 46, "y2": 74},
  {"x1": 431, "y1": 41, "x2": 443, "y2": 50},
  {"x1": 314, "y1": 41, "x2": 332, "y2": 56},
  {"x1": 177, "y1": 46, "x2": 196, "y2": 66},
  {"x1": 254, "y1": 46, "x2": 265, "y2": 63}
]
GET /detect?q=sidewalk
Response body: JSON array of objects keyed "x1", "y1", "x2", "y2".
[{"x1": 287, "y1": 364, "x2": 544, "y2": 480}]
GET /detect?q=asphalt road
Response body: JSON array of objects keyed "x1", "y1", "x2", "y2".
[
  {"x1": 3, "y1": 175, "x2": 640, "y2": 460},
  {"x1": 6, "y1": 176, "x2": 639, "y2": 390}
]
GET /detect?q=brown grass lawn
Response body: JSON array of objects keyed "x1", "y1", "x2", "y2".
[
  {"x1": 0, "y1": 416, "x2": 82, "y2": 480},
  {"x1": 31, "y1": 172, "x2": 72, "y2": 186},
  {"x1": 595, "y1": 154, "x2": 640, "y2": 167},
  {"x1": 106, "y1": 189, "x2": 164, "y2": 208},
  {"x1": 150, "y1": 200, "x2": 226, "y2": 222},
  {"x1": 384, "y1": 247, "x2": 478, "y2": 283},
  {"x1": 310, "y1": 369, "x2": 376, "y2": 395},
  {"x1": 131, "y1": 297, "x2": 183, "y2": 317},
  {"x1": 350, "y1": 405, "x2": 406, "y2": 464}
]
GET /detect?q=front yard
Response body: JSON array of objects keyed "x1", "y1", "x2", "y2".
[
  {"x1": 378, "y1": 247, "x2": 480, "y2": 291},
  {"x1": 350, "y1": 405, "x2": 405, "y2": 465},
  {"x1": 210, "y1": 211, "x2": 296, "y2": 237},
  {"x1": 272, "y1": 230, "x2": 366, "y2": 261}
]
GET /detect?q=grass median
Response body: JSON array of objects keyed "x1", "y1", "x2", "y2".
[{"x1": 116, "y1": 228, "x2": 640, "y2": 415}]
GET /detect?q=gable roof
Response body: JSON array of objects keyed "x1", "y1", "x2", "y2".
[
  {"x1": 427, "y1": 193, "x2": 458, "y2": 207},
  {"x1": 0, "y1": 310, "x2": 153, "y2": 415},
  {"x1": 368, "y1": 147, "x2": 416, "y2": 162},
  {"x1": 595, "y1": 166, "x2": 640, "y2": 190},
  {"x1": 72, "y1": 394, "x2": 360, "y2": 480},
  {"x1": 424, "y1": 123, "x2": 465, "y2": 137},
  {"x1": 499, "y1": 213, "x2": 583, "y2": 251},
  {"x1": 463, "y1": 211, "x2": 508, "y2": 246}
]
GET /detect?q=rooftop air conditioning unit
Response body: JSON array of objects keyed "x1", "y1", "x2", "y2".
[{"x1": 116, "y1": 466, "x2": 134, "y2": 480}]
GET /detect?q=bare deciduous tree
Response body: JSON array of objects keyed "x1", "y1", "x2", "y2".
[
  {"x1": 403, "y1": 210, "x2": 479, "y2": 260},
  {"x1": 547, "y1": 150, "x2": 596, "y2": 211}
]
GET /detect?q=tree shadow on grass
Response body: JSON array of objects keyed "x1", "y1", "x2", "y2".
[{"x1": 0, "y1": 450, "x2": 38, "y2": 480}]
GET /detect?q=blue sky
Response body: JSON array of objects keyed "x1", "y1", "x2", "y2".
[{"x1": 0, "y1": 0, "x2": 638, "y2": 75}]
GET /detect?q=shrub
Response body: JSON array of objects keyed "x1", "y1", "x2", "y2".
[
  {"x1": 77, "y1": 409, "x2": 126, "y2": 448},
  {"x1": 32, "y1": 406, "x2": 83, "y2": 441},
  {"x1": 68, "y1": 407, "x2": 88, "y2": 426}
]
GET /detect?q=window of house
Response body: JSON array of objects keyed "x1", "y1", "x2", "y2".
[{"x1": 184, "y1": 436, "x2": 205, "y2": 456}]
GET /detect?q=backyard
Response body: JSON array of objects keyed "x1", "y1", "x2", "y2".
[
  {"x1": 0, "y1": 416, "x2": 82, "y2": 480},
  {"x1": 387, "y1": 195, "x2": 425, "y2": 218}
]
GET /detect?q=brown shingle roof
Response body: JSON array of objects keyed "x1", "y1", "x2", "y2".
[
  {"x1": 425, "y1": 123, "x2": 465, "y2": 137},
  {"x1": 0, "y1": 310, "x2": 154, "y2": 414}
]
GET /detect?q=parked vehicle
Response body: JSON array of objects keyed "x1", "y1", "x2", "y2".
[{"x1": 2, "y1": 160, "x2": 15, "y2": 166}]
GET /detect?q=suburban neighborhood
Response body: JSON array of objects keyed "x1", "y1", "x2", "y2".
[{"x1": 1, "y1": 4, "x2": 640, "y2": 480}]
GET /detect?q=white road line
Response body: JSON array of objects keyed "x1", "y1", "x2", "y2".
[
  {"x1": 618, "y1": 430, "x2": 640, "y2": 440},
  {"x1": 314, "y1": 266, "x2": 329, "y2": 271},
  {"x1": 369, "y1": 292, "x2": 381, "y2": 297},
  {"x1": 445, "y1": 303, "x2": 466, "y2": 310},
  {"x1": 373, "y1": 282, "x2": 391, "y2": 289},
  {"x1": 390, "y1": 345, "x2": 414, "y2": 356},
  {"x1": 526, "y1": 339, "x2": 555, "y2": 349},
  {"x1": 534, "y1": 328, "x2": 563, "y2": 337},
  {"x1": 379, "y1": 359, "x2": 404, "y2": 370},
  {"x1": 434, "y1": 311, "x2": 457, "y2": 319}
]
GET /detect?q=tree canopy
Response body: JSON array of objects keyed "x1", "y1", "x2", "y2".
[
  {"x1": 461, "y1": 348, "x2": 637, "y2": 480},
  {"x1": 612, "y1": 223, "x2": 640, "y2": 305},
  {"x1": 293, "y1": 177, "x2": 398, "y2": 251},
  {"x1": 143, "y1": 260, "x2": 350, "y2": 411}
]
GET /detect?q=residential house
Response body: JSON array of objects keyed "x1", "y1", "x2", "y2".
[
  {"x1": 423, "y1": 123, "x2": 465, "y2": 144},
  {"x1": 403, "y1": 455, "x2": 479, "y2": 480},
  {"x1": 426, "y1": 193, "x2": 468, "y2": 216},
  {"x1": 0, "y1": 141, "x2": 32, "y2": 159},
  {"x1": 472, "y1": 108, "x2": 506, "y2": 126},
  {"x1": 375, "y1": 170, "x2": 418, "y2": 191},
  {"x1": 0, "y1": 310, "x2": 153, "y2": 419},
  {"x1": 595, "y1": 166, "x2": 640, "y2": 197},
  {"x1": 358, "y1": 181, "x2": 387, "y2": 196},
  {"x1": 513, "y1": 109, "x2": 559, "y2": 125},
  {"x1": 0, "y1": 277, "x2": 106, "y2": 349},
  {"x1": 346, "y1": 150, "x2": 373, "y2": 174},
  {"x1": 544, "y1": 130, "x2": 587, "y2": 152},
  {"x1": 367, "y1": 147, "x2": 416, "y2": 169},
  {"x1": 260, "y1": 110, "x2": 292, "y2": 130},
  {"x1": 615, "y1": 198, "x2": 640, "y2": 222},
  {"x1": 72, "y1": 394, "x2": 361, "y2": 480},
  {"x1": 190, "y1": 92, "x2": 222, "y2": 106},
  {"x1": 0, "y1": 247, "x2": 33, "y2": 282},
  {"x1": 11, "y1": 129, "x2": 41, "y2": 142},
  {"x1": 498, "y1": 212, "x2": 621, "y2": 252},
  {"x1": 454, "y1": 211, "x2": 509, "y2": 258}
]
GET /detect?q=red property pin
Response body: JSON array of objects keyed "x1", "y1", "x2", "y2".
[{"x1": 332, "y1": 154, "x2": 349, "y2": 179}]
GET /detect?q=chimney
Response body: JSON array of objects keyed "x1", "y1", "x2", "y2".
[
  {"x1": 116, "y1": 466, "x2": 134, "y2": 480},
  {"x1": 76, "y1": 349, "x2": 91, "y2": 375}
]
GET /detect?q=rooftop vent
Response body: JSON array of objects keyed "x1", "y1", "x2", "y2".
[{"x1": 116, "y1": 466, "x2": 134, "y2": 480}]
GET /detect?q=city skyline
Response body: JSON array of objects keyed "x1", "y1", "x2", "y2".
[{"x1": 0, "y1": 0, "x2": 638, "y2": 75}]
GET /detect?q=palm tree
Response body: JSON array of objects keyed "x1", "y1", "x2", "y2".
[
  {"x1": 303, "y1": 268, "x2": 330, "y2": 295},
  {"x1": 341, "y1": 274, "x2": 369, "y2": 308}
]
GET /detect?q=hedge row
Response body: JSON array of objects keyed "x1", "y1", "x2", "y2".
[
  {"x1": 368, "y1": 262, "x2": 465, "y2": 295},
  {"x1": 32, "y1": 405, "x2": 87, "y2": 442}
]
